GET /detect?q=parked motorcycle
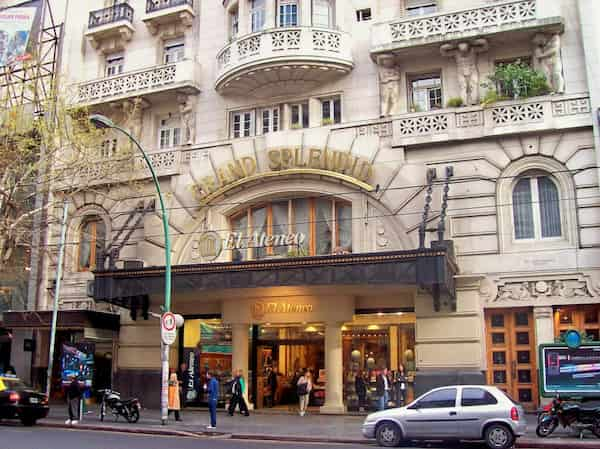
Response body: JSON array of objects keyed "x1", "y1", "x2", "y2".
[
  {"x1": 536, "y1": 394, "x2": 600, "y2": 438},
  {"x1": 98, "y1": 389, "x2": 141, "y2": 423}
]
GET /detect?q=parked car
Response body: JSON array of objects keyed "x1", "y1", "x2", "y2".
[
  {"x1": 362, "y1": 385, "x2": 525, "y2": 449},
  {"x1": 0, "y1": 375, "x2": 49, "y2": 426}
]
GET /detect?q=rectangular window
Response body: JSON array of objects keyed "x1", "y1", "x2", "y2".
[
  {"x1": 231, "y1": 110, "x2": 255, "y2": 138},
  {"x1": 321, "y1": 97, "x2": 341, "y2": 125},
  {"x1": 313, "y1": 0, "x2": 332, "y2": 28},
  {"x1": 356, "y1": 8, "x2": 372, "y2": 21},
  {"x1": 164, "y1": 38, "x2": 185, "y2": 64},
  {"x1": 158, "y1": 117, "x2": 182, "y2": 149},
  {"x1": 279, "y1": 0, "x2": 298, "y2": 27},
  {"x1": 251, "y1": 0, "x2": 266, "y2": 32},
  {"x1": 406, "y1": 0, "x2": 437, "y2": 16},
  {"x1": 261, "y1": 107, "x2": 280, "y2": 134},
  {"x1": 410, "y1": 74, "x2": 442, "y2": 112},
  {"x1": 230, "y1": 9, "x2": 239, "y2": 38},
  {"x1": 100, "y1": 138, "x2": 117, "y2": 158},
  {"x1": 290, "y1": 102, "x2": 309, "y2": 129},
  {"x1": 105, "y1": 53, "x2": 124, "y2": 77}
]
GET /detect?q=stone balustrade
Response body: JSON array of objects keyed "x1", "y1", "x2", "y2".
[
  {"x1": 77, "y1": 59, "x2": 201, "y2": 105},
  {"x1": 371, "y1": 0, "x2": 551, "y2": 54},
  {"x1": 215, "y1": 26, "x2": 353, "y2": 96},
  {"x1": 391, "y1": 94, "x2": 591, "y2": 146}
]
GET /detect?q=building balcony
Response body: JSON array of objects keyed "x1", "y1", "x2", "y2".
[
  {"x1": 85, "y1": 3, "x2": 135, "y2": 51},
  {"x1": 371, "y1": 0, "x2": 563, "y2": 58},
  {"x1": 215, "y1": 27, "x2": 354, "y2": 97},
  {"x1": 77, "y1": 59, "x2": 201, "y2": 106},
  {"x1": 390, "y1": 94, "x2": 591, "y2": 147},
  {"x1": 142, "y1": 0, "x2": 195, "y2": 35}
]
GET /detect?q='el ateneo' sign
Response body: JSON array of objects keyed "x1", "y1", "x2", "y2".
[
  {"x1": 197, "y1": 147, "x2": 374, "y2": 198},
  {"x1": 191, "y1": 231, "x2": 306, "y2": 261}
]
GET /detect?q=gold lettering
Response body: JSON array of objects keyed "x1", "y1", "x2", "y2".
[
  {"x1": 268, "y1": 150, "x2": 281, "y2": 170},
  {"x1": 335, "y1": 151, "x2": 348, "y2": 173},
  {"x1": 199, "y1": 176, "x2": 217, "y2": 195},
  {"x1": 241, "y1": 156, "x2": 257, "y2": 176},
  {"x1": 216, "y1": 167, "x2": 230, "y2": 187},
  {"x1": 357, "y1": 160, "x2": 373, "y2": 182},
  {"x1": 294, "y1": 148, "x2": 307, "y2": 167},
  {"x1": 308, "y1": 148, "x2": 322, "y2": 169},
  {"x1": 281, "y1": 148, "x2": 293, "y2": 169},
  {"x1": 227, "y1": 160, "x2": 245, "y2": 180}
]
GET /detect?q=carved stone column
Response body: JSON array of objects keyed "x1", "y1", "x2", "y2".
[{"x1": 238, "y1": 0, "x2": 249, "y2": 36}]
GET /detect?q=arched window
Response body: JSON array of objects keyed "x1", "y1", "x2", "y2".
[
  {"x1": 230, "y1": 198, "x2": 352, "y2": 261},
  {"x1": 512, "y1": 173, "x2": 561, "y2": 240},
  {"x1": 78, "y1": 217, "x2": 106, "y2": 271}
]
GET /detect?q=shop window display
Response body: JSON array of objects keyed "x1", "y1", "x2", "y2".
[
  {"x1": 181, "y1": 318, "x2": 234, "y2": 407},
  {"x1": 342, "y1": 316, "x2": 415, "y2": 412}
]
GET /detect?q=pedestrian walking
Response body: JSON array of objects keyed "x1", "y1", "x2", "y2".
[
  {"x1": 266, "y1": 367, "x2": 278, "y2": 408},
  {"x1": 296, "y1": 369, "x2": 312, "y2": 416},
  {"x1": 178, "y1": 362, "x2": 188, "y2": 408},
  {"x1": 393, "y1": 366, "x2": 407, "y2": 407},
  {"x1": 376, "y1": 367, "x2": 391, "y2": 411},
  {"x1": 65, "y1": 374, "x2": 82, "y2": 425},
  {"x1": 206, "y1": 371, "x2": 219, "y2": 430},
  {"x1": 355, "y1": 370, "x2": 367, "y2": 410},
  {"x1": 168, "y1": 369, "x2": 182, "y2": 421},
  {"x1": 228, "y1": 369, "x2": 249, "y2": 416}
]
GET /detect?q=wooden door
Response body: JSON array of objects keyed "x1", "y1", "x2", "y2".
[
  {"x1": 485, "y1": 308, "x2": 538, "y2": 410},
  {"x1": 554, "y1": 305, "x2": 600, "y2": 341}
]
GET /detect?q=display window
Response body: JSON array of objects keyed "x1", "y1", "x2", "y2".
[{"x1": 181, "y1": 318, "x2": 234, "y2": 406}]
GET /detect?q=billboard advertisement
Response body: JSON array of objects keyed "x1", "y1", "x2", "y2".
[
  {"x1": 540, "y1": 344, "x2": 600, "y2": 397},
  {"x1": 0, "y1": 2, "x2": 41, "y2": 67},
  {"x1": 61, "y1": 343, "x2": 94, "y2": 389}
]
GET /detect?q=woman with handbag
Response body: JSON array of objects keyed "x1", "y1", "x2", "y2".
[{"x1": 296, "y1": 369, "x2": 312, "y2": 416}]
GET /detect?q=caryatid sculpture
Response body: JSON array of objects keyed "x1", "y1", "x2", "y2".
[
  {"x1": 440, "y1": 39, "x2": 489, "y2": 105},
  {"x1": 377, "y1": 55, "x2": 402, "y2": 117},
  {"x1": 532, "y1": 33, "x2": 565, "y2": 94},
  {"x1": 177, "y1": 94, "x2": 195, "y2": 145}
]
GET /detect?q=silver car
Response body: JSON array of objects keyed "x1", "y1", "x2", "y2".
[{"x1": 362, "y1": 385, "x2": 526, "y2": 449}]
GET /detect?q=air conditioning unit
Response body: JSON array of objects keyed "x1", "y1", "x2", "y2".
[{"x1": 123, "y1": 260, "x2": 144, "y2": 270}]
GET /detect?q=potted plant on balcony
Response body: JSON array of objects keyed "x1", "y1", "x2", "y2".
[
  {"x1": 290, "y1": 123, "x2": 303, "y2": 130},
  {"x1": 321, "y1": 118, "x2": 335, "y2": 126},
  {"x1": 446, "y1": 97, "x2": 464, "y2": 108},
  {"x1": 481, "y1": 60, "x2": 550, "y2": 106}
]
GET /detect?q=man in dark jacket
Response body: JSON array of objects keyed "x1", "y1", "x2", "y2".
[
  {"x1": 266, "y1": 367, "x2": 278, "y2": 407},
  {"x1": 376, "y1": 367, "x2": 390, "y2": 411},
  {"x1": 206, "y1": 371, "x2": 219, "y2": 430},
  {"x1": 228, "y1": 369, "x2": 249, "y2": 416},
  {"x1": 355, "y1": 371, "x2": 367, "y2": 410},
  {"x1": 66, "y1": 375, "x2": 82, "y2": 425}
]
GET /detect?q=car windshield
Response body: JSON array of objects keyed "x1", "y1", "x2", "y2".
[{"x1": 2, "y1": 379, "x2": 28, "y2": 390}]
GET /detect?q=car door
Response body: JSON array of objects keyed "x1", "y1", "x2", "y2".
[
  {"x1": 402, "y1": 387, "x2": 459, "y2": 439},
  {"x1": 457, "y1": 387, "x2": 500, "y2": 439}
]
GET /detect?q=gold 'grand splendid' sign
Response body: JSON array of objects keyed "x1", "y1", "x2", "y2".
[
  {"x1": 251, "y1": 301, "x2": 314, "y2": 320},
  {"x1": 197, "y1": 147, "x2": 374, "y2": 199}
]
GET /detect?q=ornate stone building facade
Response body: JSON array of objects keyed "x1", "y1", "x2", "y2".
[{"x1": 5, "y1": 0, "x2": 600, "y2": 412}]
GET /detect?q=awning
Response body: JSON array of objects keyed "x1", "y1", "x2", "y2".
[
  {"x1": 94, "y1": 247, "x2": 458, "y2": 311},
  {"x1": 2, "y1": 310, "x2": 120, "y2": 331}
]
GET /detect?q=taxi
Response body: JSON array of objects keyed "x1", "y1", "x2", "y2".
[{"x1": 0, "y1": 374, "x2": 49, "y2": 426}]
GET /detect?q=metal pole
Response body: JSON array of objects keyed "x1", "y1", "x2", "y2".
[
  {"x1": 109, "y1": 124, "x2": 172, "y2": 425},
  {"x1": 45, "y1": 198, "x2": 69, "y2": 397}
]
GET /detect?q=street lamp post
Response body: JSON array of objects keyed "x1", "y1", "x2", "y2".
[{"x1": 90, "y1": 114, "x2": 172, "y2": 425}]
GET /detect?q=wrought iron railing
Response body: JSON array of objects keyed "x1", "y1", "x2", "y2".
[
  {"x1": 88, "y1": 3, "x2": 134, "y2": 29},
  {"x1": 146, "y1": 0, "x2": 193, "y2": 14}
]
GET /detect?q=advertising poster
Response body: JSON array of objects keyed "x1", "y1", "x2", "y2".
[
  {"x1": 61, "y1": 343, "x2": 95, "y2": 388},
  {"x1": 200, "y1": 322, "x2": 232, "y2": 354},
  {"x1": 541, "y1": 345, "x2": 600, "y2": 396},
  {"x1": 0, "y1": 2, "x2": 40, "y2": 67}
]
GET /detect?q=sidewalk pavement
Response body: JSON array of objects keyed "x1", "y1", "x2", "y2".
[{"x1": 39, "y1": 404, "x2": 600, "y2": 448}]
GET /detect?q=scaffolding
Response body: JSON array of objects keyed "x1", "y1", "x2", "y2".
[{"x1": 0, "y1": 0, "x2": 62, "y2": 113}]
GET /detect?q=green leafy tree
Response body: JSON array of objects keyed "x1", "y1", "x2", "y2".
[{"x1": 482, "y1": 61, "x2": 550, "y2": 101}]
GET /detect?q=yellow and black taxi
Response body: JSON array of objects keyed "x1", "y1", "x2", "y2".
[{"x1": 0, "y1": 374, "x2": 49, "y2": 426}]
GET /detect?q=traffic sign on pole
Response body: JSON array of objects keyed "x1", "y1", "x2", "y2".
[{"x1": 161, "y1": 312, "x2": 177, "y2": 345}]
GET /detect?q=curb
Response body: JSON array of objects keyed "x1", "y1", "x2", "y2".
[{"x1": 39, "y1": 422, "x2": 600, "y2": 448}]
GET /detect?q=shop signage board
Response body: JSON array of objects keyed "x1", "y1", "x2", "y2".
[
  {"x1": 539, "y1": 342, "x2": 600, "y2": 397},
  {"x1": 161, "y1": 312, "x2": 177, "y2": 346},
  {"x1": 0, "y1": 2, "x2": 41, "y2": 67}
]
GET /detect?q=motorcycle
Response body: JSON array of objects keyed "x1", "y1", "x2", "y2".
[
  {"x1": 98, "y1": 389, "x2": 141, "y2": 423},
  {"x1": 536, "y1": 394, "x2": 600, "y2": 438}
]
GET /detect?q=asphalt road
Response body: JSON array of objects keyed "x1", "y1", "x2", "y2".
[{"x1": 0, "y1": 426, "x2": 493, "y2": 449}]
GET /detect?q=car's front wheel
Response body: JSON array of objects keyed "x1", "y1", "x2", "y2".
[
  {"x1": 484, "y1": 424, "x2": 514, "y2": 449},
  {"x1": 376, "y1": 421, "x2": 402, "y2": 447}
]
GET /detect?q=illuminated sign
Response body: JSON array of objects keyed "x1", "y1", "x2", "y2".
[
  {"x1": 251, "y1": 301, "x2": 314, "y2": 320},
  {"x1": 539, "y1": 344, "x2": 600, "y2": 397}
]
